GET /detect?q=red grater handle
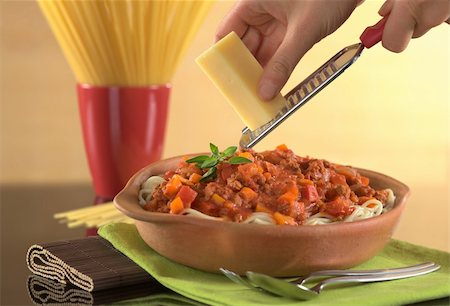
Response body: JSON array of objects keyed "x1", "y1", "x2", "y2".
[{"x1": 360, "y1": 16, "x2": 388, "y2": 48}]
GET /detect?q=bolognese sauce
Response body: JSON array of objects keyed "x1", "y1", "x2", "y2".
[{"x1": 142, "y1": 145, "x2": 392, "y2": 225}]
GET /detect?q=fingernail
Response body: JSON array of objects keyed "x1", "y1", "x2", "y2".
[
  {"x1": 378, "y1": 1, "x2": 389, "y2": 15},
  {"x1": 259, "y1": 81, "x2": 278, "y2": 101}
]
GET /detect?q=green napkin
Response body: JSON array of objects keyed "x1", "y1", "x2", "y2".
[{"x1": 98, "y1": 223, "x2": 450, "y2": 306}]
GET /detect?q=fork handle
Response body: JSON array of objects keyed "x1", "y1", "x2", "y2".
[
  {"x1": 297, "y1": 262, "x2": 436, "y2": 284},
  {"x1": 311, "y1": 264, "x2": 440, "y2": 293}
]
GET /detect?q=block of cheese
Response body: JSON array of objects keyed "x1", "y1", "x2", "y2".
[{"x1": 196, "y1": 31, "x2": 287, "y2": 131}]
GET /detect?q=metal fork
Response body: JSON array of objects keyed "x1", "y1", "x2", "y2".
[
  {"x1": 220, "y1": 262, "x2": 439, "y2": 297},
  {"x1": 246, "y1": 263, "x2": 440, "y2": 300}
]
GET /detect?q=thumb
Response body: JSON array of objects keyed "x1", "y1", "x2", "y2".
[{"x1": 258, "y1": 30, "x2": 314, "y2": 101}]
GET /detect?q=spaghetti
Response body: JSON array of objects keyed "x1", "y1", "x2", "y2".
[
  {"x1": 141, "y1": 145, "x2": 396, "y2": 226},
  {"x1": 54, "y1": 203, "x2": 133, "y2": 228},
  {"x1": 38, "y1": 0, "x2": 214, "y2": 85}
]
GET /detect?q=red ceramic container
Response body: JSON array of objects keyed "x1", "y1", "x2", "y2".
[{"x1": 77, "y1": 84, "x2": 171, "y2": 202}]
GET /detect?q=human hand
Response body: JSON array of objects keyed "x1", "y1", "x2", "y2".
[
  {"x1": 216, "y1": 0, "x2": 360, "y2": 101},
  {"x1": 378, "y1": 0, "x2": 450, "y2": 52}
]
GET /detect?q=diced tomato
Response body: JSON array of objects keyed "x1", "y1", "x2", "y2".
[
  {"x1": 323, "y1": 197, "x2": 354, "y2": 217},
  {"x1": 175, "y1": 186, "x2": 198, "y2": 209},
  {"x1": 193, "y1": 201, "x2": 218, "y2": 216},
  {"x1": 220, "y1": 163, "x2": 235, "y2": 181},
  {"x1": 302, "y1": 184, "x2": 319, "y2": 202}
]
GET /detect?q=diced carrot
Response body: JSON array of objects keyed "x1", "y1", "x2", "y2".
[
  {"x1": 163, "y1": 175, "x2": 182, "y2": 197},
  {"x1": 360, "y1": 176, "x2": 370, "y2": 186},
  {"x1": 211, "y1": 193, "x2": 226, "y2": 205},
  {"x1": 278, "y1": 193, "x2": 295, "y2": 204},
  {"x1": 276, "y1": 144, "x2": 289, "y2": 151},
  {"x1": 238, "y1": 151, "x2": 255, "y2": 162},
  {"x1": 239, "y1": 187, "x2": 258, "y2": 201},
  {"x1": 263, "y1": 172, "x2": 272, "y2": 180},
  {"x1": 330, "y1": 174, "x2": 347, "y2": 185},
  {"x1": 286, "y1": 181, "x2": 298, "y2": 195},
  {"x1": 169, "y1": 197, "x2": 184, "y2": 214},
  {"x1": 278, "y1": 182, "x2": 298, "y2": 204},
  {"x1": 256, "y1": 203, "x2": 272, "y2": 214},
  {"x1": 273, "y1": 212, "x2": 297, "y2": 225},
  {"x1": 189, "y1": 173, "x2": 202, "y2": 184},
  {"x1": 298, "y1": 179, "x2": 314, "y2": 185}
]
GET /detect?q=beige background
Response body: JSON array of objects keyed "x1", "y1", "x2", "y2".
[{"x1": 1, "y1": 1, "x2": 449, "y2": 251}]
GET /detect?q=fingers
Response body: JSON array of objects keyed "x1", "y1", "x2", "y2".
[
  {"x1": 215, "y1": 3, "x2": 249, "y2": 42},
  {"x1": 215, "y1": 2, "x2": 264, "y2": 58},
  {"x1": 357, "y1": 0, "x2": 366, "y2": 7},
  {"x1": 258, "y1": 51, "x2": 294, "y2": 101},
  {"x1": 378, "y1": 0, "x2": 394, "y2": 16},
  {"x1": 381, "y1": 2, "x2": 416, "y2": 52},
  {"x1": 241, "y1": 26, "x2": 263, "y2": 55},
  {"x1": 380, "y1": 0, "x2": 450, "y2": 53},
  {"x1": 258, "y1": 28, "x2": 315, "y2": 100}
]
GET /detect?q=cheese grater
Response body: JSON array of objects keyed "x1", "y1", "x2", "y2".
[{"x1": 240, "y1": 17, "x2": 387, "y2": 149}]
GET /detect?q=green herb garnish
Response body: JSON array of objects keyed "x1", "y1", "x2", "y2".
[{"x1": 186, "y1": 143, "x2": 252, "y2": 182}]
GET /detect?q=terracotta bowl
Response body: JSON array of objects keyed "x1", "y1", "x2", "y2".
[{"x1": 114, "y1": 155, "x2": 410, "y2": 276}]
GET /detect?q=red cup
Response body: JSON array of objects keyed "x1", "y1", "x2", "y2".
[{"x1": 77, "y1": 84, "x2": 171, "y2": 202}]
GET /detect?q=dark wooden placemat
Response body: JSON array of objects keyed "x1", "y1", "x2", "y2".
[
  {"x1": 27, "y1": 274, "x2": 168, "y2": 305},
  {"x1": 26, "y1": 236, "x2": 154, "y2": 292}
]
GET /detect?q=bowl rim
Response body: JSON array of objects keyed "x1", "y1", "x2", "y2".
[{"x1": 114, "y1": 154, "x2": 410, "y2": 233}]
